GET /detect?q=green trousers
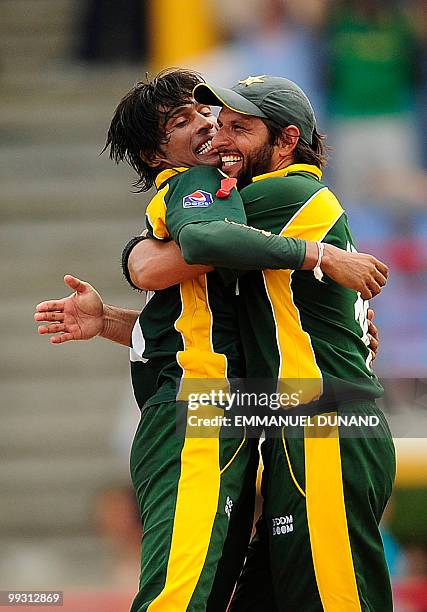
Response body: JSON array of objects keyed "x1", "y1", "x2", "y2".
[
  {"x1": 231, "y1": 401, "x2": 396, "y2": 612},
  {"x1": 130, "y1": 401, "x2": 258, "y2": 612}
]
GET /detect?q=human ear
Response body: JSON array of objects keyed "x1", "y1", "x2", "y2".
[
  {"x1": 279, "y1": 125, "x2": 300, "y2": 156},
  {"x1": 140, "y1": 150, "x2": 164, "y2": 169}
]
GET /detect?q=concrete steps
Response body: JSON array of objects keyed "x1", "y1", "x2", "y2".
[
  {"x1": 0, "y1": 535, "x2": 109, "y2": 588},
  {"x1": 0, "y1": 378, "x2": 134, "y2": 456},
  {"x1": 0, "y1": 76, "x2": 139, "y2": 145},
  {"x1": 0, "y1": 155, "x2": 146, "y2": 221},
  {"x1": 0, "y1": 0, "x2": 76, "y2": 31},
  {"x1": 0, "y1": 0, "x2": 76, "y2": 70},
  {"x1": 0, "y1": 220, "x2": 145, "y2": 297},
  {"x1": 0, "y1": 457, "x2": 127, "y2": 534},
  {"x1": 0, "y1": 0, "x2": 147, "y2": 588},
  {"x1": 0, "y1": 377, "x2": 133, "y2": 415}
]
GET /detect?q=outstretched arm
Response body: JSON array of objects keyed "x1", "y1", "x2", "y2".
[{"x1": 34, "y1": 275, "x2": 139, "y2": 347}]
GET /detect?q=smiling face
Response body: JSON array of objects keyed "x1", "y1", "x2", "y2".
[
  {"x1": 153, "y1": 101, "x2": 220, "y2": 169},
  {"x1": 211, "y1": 107, "x2": 277, "y2": 188}
]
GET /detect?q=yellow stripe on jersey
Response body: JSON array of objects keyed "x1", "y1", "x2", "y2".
[
  {"x1": 281, "y1": 427, "x2": 306, "y2": 498},
  {"x1": 148, "y1": 167, "x2": 190, "y2": 237},
  {"x1": 304, "y1": 416, "x2": 362, "y2": 611},
  {"x1": 155, "y1": 167, "x2": 189, "y2": 189},
  {"x1": 148, "y1": 168, "x2": 230, "y2": 390},
  {"x1": 147, "y1": 408, "x2": 222, "y2": 611},
  {"x1": 175, "y1": 276, "x2": 229, "y2": 401},
  {"x1": 252, "y1": 163, "x2": 323, "y2": 183},
  {"x1": 145, "y1": 184, "x2": 170, "y2": 240},
  {"x1": 147, "y1": 174, "x2": 229, "y2": 609},
  {"x1": 278, "y1": 187, "x2": 343, "y2": 241},
  {"x1": 262, "y1": 187, "x2": 344, "y2": 404},
  {"x1": 147, "y1": 277, "x2": 228, "y2": 608}
]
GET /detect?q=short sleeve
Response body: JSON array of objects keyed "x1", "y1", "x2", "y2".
[
  {"x1": 145, "y1": 185, "x2": 171, "y2": 241},
  {"x1": 164, "y1": 166, "x2": 247, "y2": 243}
]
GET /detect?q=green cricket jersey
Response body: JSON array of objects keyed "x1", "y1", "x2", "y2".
[
  {"x1": 130, "y1": 165, "x2": 245, "y2": 410},
  {"x1": 238, "y1": 163, "x2": 383, "y2": 405}
]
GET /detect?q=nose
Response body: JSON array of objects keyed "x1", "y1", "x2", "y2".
[
  {"x1": 196, "y1": 112, "x2": 216, "y2": 132},
  {"x1": 211, "y1": 127, "x2": 230, "y2": 150}
]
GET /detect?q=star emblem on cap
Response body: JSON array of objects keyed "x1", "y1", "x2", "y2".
[{"x1": 238, "y1": 75, "x2": 266, "y2": 87}]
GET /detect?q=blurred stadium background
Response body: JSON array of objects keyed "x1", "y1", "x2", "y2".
[{"x1": 0, "y1": 1, "x2": 426, "y2": 610}]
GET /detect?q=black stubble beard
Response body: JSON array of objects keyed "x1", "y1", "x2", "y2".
[{"x1": 236, "y1": 142, "x2": 275, "y2": 189}]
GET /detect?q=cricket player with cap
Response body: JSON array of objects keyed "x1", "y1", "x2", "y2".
[{"x1": 191, "y1": 75, "x2": 394, "y2": 611}]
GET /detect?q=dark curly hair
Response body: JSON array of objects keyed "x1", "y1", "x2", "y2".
[
  {"x1": 103, "y1": 68, "x2": 205, "y2": 191},
  {"x1": 263, "y1": 117, "x2": 328, "y2": 169}
]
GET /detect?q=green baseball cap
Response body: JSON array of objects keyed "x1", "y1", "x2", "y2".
[{"x1": 193, "y1": 75, "x2": 316, "y2": 144}]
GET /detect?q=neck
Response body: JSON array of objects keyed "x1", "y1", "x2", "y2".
[{"x1": 268, "y1": 153, "x2": 296, "y2": 173}]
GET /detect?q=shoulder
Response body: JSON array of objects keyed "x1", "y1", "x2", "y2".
[
  {"x1": 165, "y1": 166, "x2": 226, "y2": 201},
  {"x1": 186, "y1": 166, "x2": 224, "y2": 179},
  {"x1": 241, "y1": 175, "x2": 325, "y2": 207},
  {"x1": 170, "y1": 166, "x2": 224, "y2": 189}
]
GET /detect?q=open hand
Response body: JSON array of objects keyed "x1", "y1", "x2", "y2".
[{"x1": 34, "y1": 275, "x2": 104, "y2": 344}]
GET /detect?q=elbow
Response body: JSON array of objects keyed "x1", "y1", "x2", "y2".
[
  {"x1": 128, "y1": 255, "x2": 156, "y2": 291},
  {"x1": 181, "y1": 243, "x2": 202, "y2": 265},
  {"x1": 129, "y1": 255, "x2": 175, "y2": 291},
  {"x1": 180, "y1": 225, "x2": 214, "y2": 265}
]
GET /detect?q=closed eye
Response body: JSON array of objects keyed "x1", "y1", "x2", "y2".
[
  {"x1": 198, "y1": 105, "x2": 213, "y2": 118},
  {"x1": 173, "y1": 118, "x2": 188, "y2": 128}
]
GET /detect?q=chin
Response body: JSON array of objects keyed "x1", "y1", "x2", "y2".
[
  {"x1": 221, "y1": 165, "x2": 241, "y2": 179},
  {"x1": 205, "y1": 157, "x2": 221, "y2": 167},
  {"x1": 195, "y1": 152, "x2": 220, "y2": 167}
]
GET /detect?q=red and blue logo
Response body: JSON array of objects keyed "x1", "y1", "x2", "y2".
[{"x1": 183, "y1": 190, "x2": 213, "y2": 208}]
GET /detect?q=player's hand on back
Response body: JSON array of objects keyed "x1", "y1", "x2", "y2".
[
  {"x1": 34, "y1": 275, "x2": 104, "y2": 344},
  {"x1": 367, "y1": 308, "x2": 379, "y2": 360},
  {"x1": 321, "y1": 245, "x2": 388, "y2": 300}
]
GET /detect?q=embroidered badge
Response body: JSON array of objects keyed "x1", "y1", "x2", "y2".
[
  {"x1": 238, "y1": 75, "x2": 266, "y2": 86},
  {"x1": 183, "y1": 190, "x2": 213, "y2": 208}
]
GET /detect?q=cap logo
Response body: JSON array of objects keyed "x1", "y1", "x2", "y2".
[{"x1": 238, "y1": 75, "x2": 266, "y2": 87}]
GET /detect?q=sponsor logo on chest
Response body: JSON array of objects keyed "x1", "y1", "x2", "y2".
[
  {"x1": 272, "y1": 515, "x2": 293, "y2": 536},
  {"x1": 225, "y1": 496, "x2": 233, "y2": 519}
]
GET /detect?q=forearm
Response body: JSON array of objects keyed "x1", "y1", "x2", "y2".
[
  {"x1": 100, "y1": 305, "x2": 140, "y2": 347},
  {"x1": 124, "y1": 238, "x2": 212, "y2": 291},
  {"x1": 179, "y1": 220, "x2": 307, "y2": 270}
]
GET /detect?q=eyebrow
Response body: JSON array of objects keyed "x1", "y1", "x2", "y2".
[
  {"x1": 170, "y1": 102, "x2": 210, "y2": 115},
  {"x1": 167, "y1": 105, "x2": 192, "y2": 120},
  {"x1": 231, "y1": 116, "x2": 252, "y2": 124},
  {"x1": 218, "y1": 116, "x2": 251, "y2": 126}
]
